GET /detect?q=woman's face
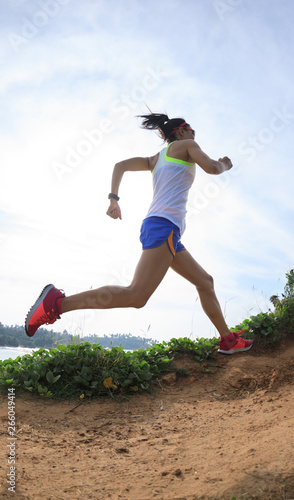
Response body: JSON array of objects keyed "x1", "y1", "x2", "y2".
[{"x1": 183, "y1": 125, "x2": 195, "y2": 138}]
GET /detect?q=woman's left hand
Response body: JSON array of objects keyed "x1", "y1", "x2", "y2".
[{"x1": 106, "y1": 201, "x2": 122, "y2": 220}]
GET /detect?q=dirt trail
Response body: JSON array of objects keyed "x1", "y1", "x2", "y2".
[{"x1": 1, "y1": 337, "x2": 294, "y2": 500}]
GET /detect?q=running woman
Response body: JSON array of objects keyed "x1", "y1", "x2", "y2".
[{"x1": 25, "y1": 113, "x2": 253, "y2": 354}]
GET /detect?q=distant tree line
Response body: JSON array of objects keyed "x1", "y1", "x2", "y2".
[
  {"x1": 0, "y1": 323, "x2": 158, "y2": 350},
  {"x1": 82, "y1": 333, "x2": 157, "y2": 350}
]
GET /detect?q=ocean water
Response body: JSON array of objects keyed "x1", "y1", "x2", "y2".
[
  {"x1": 0, "y1": 346, "x2": 38, "y2": 362},
  {"x1": 0, "y1": 346, "x2": 132, "y2": 362}
]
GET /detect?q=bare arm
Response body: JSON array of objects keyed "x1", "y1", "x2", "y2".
[
  {"x1": 106, "y1": 157, "x2": 152, "y2": 220},
  {"x1": 187, "y1": 141, "x2": 233, "y2": 175}
]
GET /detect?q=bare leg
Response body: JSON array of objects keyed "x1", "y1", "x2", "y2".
[
  {"x1": 171, "y1": 250, "x2": 230, "y2": 337},
  {"x1": 61, "y1": 242, "x2": 174, "y2": 313}
]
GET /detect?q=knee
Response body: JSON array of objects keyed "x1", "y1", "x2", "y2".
[
  {"x1": 126, "y1": 286, "x2": 149, "y2": 309},
  {"x1": 196, "y1": 273, "x2": 214, "y2": 293},
  {"x1": 133, "y1": 297, "x2": 148, "y2": 309},
  {"x1": 132, "y1": 294, "x2": 149, "y2": 309}
]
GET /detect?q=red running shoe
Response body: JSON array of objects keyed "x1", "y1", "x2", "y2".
[
  {"x1": 25, "y1": 284, "x2": 65, "y2": 337},
  {"x1": 218, "y1": 331, "x2": 253, "y2": 355}
]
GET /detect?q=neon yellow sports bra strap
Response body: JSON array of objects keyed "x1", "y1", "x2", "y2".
[{"x1": 164, "y1": 142, "x2": 194, "y2": 166}]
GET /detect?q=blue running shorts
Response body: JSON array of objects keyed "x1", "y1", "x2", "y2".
[{"x1": 140, "y1": 216, "x2": 186, "y2": 257}]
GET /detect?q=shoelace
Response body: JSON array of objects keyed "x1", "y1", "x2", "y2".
[
  {"x1": 234, "y1": 329, "x2": 245, "y2": 337},
  {"x1": 235, "y1": 336, "x2": 246, "y2": 346},
  {"x1": 34, "y1": 309, "x2": 59, "y2": 326}
]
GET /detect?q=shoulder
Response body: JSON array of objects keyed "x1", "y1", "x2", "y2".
[{"x1": 166, "y1": 139, "x2": 196, "y2": 163}]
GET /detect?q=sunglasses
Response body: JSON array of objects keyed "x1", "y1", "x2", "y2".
[
  {"x1": 170, "y1": 122, "x2": 196, "y2": 138},
  {"x1": 185, "y1": 127, "x2": 195, "y2": 137}
]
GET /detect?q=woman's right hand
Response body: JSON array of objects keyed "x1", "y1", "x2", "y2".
[
  {"x1": 218, "y1": 156, "x2": 233, "y2": 170},
  {"x1": 106, "y1": 201, "x2": 122, "y2": 220}
]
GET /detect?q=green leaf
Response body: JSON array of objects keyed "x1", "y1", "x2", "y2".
[
  {"x1": 73, "y1": 375, "x2": 90, "y2": 387},
  {"x1": 37, "y1": 384, "x2": 48, "y2": 394},
  {"x1": 90, "y1": 381, "x2": 98, "y2": 388},
  {"x1": 47, "y1": 371, "x2": 61, "y2": 384},
  {"x1": 4, "y1": 379, "x2": 13, "y2": 385},
  {"x1": 140, "y1": 372, "x2": 153, "y2": 381},
  {"x1": 35, "y1": 348, "x2": 46, "y2": 355},
  {"x1": 24, "y1": 379, "x2": 33, "y2": 387},
  {"x1": 46, "y1": 370, "x2": 55, "y2": 384},
  {"x1": 57, "y1": 344, "x2": 67, "y2": 352}
]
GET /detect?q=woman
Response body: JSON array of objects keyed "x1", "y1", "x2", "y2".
[{"x1": 25, "y1": 113, "x2": 253, "y2": 354}]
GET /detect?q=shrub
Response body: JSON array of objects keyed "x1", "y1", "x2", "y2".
[
  {"x1": 233, "y1": 269, "x2": 294, "y2": 343},
  {"x1": 0, "y1": 337, "x2": 218, "y2": 399}
]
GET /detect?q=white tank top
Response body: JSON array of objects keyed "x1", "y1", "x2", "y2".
[{"x1": 145, "y1": 142, "x2": 195, "y2": 235}]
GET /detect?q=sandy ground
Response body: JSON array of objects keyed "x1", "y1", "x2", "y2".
[{"x1": 1, "y1": 337, "x2": 294, "y2": 500}]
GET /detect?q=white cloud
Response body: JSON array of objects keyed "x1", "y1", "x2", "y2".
[{"x1": 0, "y1": 0, "x2": 293, "y2": 342}]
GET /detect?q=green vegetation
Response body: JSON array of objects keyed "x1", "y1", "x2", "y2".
[
  {"x1": 0, "y1": 270, "x2": 293, "y2": 400},
  {"x1": 232, "y1": 269, "x2": 294, "y2": 343},
  {"x1": 0, "y1": 338, "x2": 218, "y2": 399}
]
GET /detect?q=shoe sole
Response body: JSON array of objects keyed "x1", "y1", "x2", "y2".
[
  {"x1": 25, "y1": 284, "x2": 55, "y2": 337},
  {"x1": 218, "y1": 344, "x2": 253, "y2": 355}
]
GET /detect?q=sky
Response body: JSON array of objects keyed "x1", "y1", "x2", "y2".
[{"x1": 0, "y1": 0, "x2": 293, "y2": 344}]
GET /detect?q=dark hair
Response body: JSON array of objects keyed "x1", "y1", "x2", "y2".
[{"x1": 138, "y1": 113, "x2": 187, "y2": 143}]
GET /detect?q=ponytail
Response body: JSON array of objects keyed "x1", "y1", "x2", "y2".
[{"x1": 138, "y1": 113, "x2": 187, "y2": 143}]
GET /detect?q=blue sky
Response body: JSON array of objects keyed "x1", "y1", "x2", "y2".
[{"x1": 0, "y1": 0, "x2": 293, "y2": 343}]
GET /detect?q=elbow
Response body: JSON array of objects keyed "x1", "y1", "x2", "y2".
[{"x1": 114, "y1": 161, "x2": 126, "y2": 173}]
